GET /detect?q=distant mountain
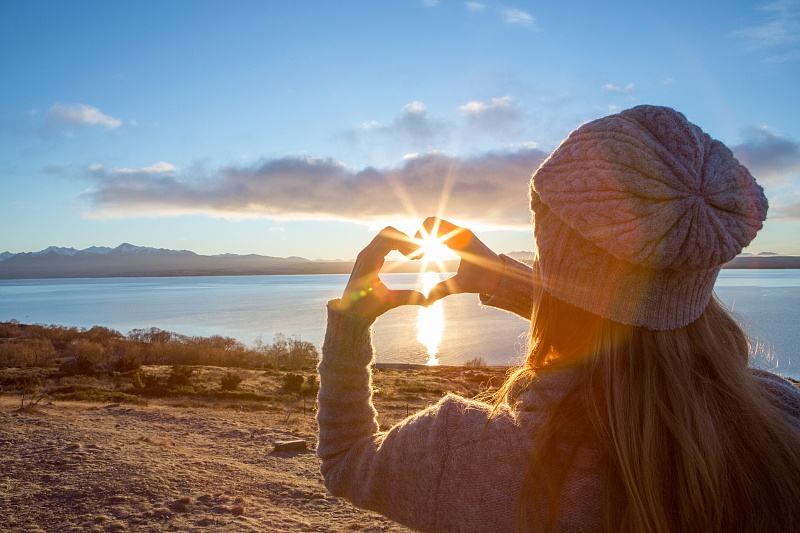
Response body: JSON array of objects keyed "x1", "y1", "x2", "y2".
[
  {"x1": 724, "y1": 254, "x2": 800, "y2": 269},
  {"x1": 0, "y1": 245, "x2": 797, "y2": 279},
  {"x1": 0, "y1": 243, "x2": 450, "y2": 279}
]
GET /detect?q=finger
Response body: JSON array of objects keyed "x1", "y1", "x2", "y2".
[
  {"x1": 353, "y1": 226, "x2": 416, "y2": 275},
  {"x1": 425, "y1": 277, "x2": 463, "y2": 304},
  {"x1": 385, "y1": 289, "x2": 427, "y2": 310},
  {"x1": 373, "y1": 226, "x2": 419, "y2": 258},
  {"x1": 415, "y1": 217, "x2": 473, "y2": 254}
]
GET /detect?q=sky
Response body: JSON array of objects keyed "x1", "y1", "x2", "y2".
[{"x1": 1, "y1": 0, "x2": 799, "y2": 260}]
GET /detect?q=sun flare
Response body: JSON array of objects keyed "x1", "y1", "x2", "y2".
[
  {"x1": 416, "y1": 234, "x2": 452, "y2": 264},
  {"x1": 417, "y1": 272, "x2": 445, "y2": 366}
]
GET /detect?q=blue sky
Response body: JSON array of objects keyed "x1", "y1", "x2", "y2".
[{"x1": 2, "y1": 0, "x2": 799, "y2": 259}]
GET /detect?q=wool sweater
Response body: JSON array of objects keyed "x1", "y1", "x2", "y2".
[{"x1": 316, "y1": 255, "x2": 800, "y2": 532}]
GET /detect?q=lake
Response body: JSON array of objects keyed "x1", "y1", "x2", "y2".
[{"x1": 0, "y1": 270, "x2": 798, "y2": 379}]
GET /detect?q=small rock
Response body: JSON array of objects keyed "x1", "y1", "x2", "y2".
[{"x1": 273, "y1": 439, "x2": 307, "y2": 453}]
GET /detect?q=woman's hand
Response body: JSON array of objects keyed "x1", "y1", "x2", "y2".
[
  {"x1": 338, "y1": 226, "x2": 427, "y2": 319},
  {"x1": 416, "y1": 217, "x2": 503, "y2": 304}
]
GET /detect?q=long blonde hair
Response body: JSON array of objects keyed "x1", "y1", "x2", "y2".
[{"x1": 496, "y1": 289, "x2": 800, "y2": 532}]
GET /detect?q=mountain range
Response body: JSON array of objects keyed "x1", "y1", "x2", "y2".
[{"x1": 0, "y1": 245, "x2": 797, "y2": 279}]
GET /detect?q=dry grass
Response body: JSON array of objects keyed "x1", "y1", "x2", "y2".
[{"x1": 0, "y1": 364, "x2": 509, "y2": 532}]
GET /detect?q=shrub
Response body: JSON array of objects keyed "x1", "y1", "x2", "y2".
[
  {"x1": 16, "y1": 374, "x2": 42, "y2": 410},
  {"x1": 463, "y1": 356, "x2": 487, "y2": 368},
  {"x1": 282, "y1": 373, "x2": 304, "y2": 393},
  {"x1": 131, "y1": 370, "x2": 145, "y2": 389},
  {"x1": 48, "y1": 384, "x2": 142, "y2": 404},
  {"x1": 167, "y1": 365, "x2": 195, "y2": 387},
  {"x1": 113, "y1": 355, "x2": 141, "y2": 373},
  {"x1": 303, "y1": 374, "x2": 319, "y2": 396},
  {"x1": 260, "y1": 334, "x2": 319, "y2": 370},
  {"x1": 220, "y1": 372, "x2": 243, "y2": 391}
]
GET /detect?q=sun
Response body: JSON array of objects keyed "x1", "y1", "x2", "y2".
[{"x1": 416, "y1": 234, "x2": 452, "y2": 263}]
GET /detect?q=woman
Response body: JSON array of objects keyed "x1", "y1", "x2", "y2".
[{"x1": 316, "y1": 106, "x2": 800, "y2": 532}]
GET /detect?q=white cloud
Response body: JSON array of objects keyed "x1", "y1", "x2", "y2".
[
  {"x1": 404, "y1": 101, "x2": 427, "y2": 115},
  {"x1": 117, "y1": 162, "x2": 178, "y2": 175},
  {"x1": 733, "y1": 0, "x2": 800, "y2": 62},
  {"x1": 503, "y1": 8, "x2": 534, "y2": 26},
  {"x1": 356, "y1": 101, "x2": 446, "y2": 148},
  {"x1": 466, "y1": 2, "x2": 486, "y2": 11},
  {"x1": 460, "y1": 96, "x2": 522, "y2": 135},
  {"x1": 83, "y1": 148, "x2": 548, "y2": 227},
  {"x1": 602, "y1": 83, "x2": 636, "y2": 93},
  {"x1": 47, "y1": 103, "x2": 122, "y2": 129}
]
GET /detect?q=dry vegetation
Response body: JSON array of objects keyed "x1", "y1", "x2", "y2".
[{"x1": 0, "y1": 321, "x2": 509, "y2": 532}]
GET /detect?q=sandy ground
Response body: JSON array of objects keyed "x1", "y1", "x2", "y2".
[{"x1": 0, "y1": 397, "x2": 414, "y2": 532}]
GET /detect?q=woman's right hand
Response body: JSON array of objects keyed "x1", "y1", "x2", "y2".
[{"x1": 416, "y1": 217, "x2": 504, "y2": 304}]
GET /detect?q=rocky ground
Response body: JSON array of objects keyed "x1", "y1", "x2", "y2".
[{"x1": 0, "y1": 365, "x2": 509, "y2": 532}]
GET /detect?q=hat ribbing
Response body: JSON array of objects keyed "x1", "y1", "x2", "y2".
[{"x1": 530, "y1": 105, "x2": 768, "y2": 330}]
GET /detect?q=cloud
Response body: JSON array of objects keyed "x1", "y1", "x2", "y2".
[
  {"x1": 117, "y1": 162, "x2": 178, "y2": 175},
  {"x1": 47, "y1": 103, "x2": 122, "y2": 129},
  {"x1": 503, "y1": 8, "x2": 534, "y2": 26},
  {"x1": 465, "y1": 2, "x2": 486, "y2": 11},
  {"x1": 83, "y1": 148, "x2": 548, "y2": 227},
  {"x1": 732, "y1": 126, "x2": 800, "y2": 218},
  {"x1": 732, "y1": 126, "x2": 800, "y2": 186},
  {"x1": 602, "y1": 83, "x2": 635, "y2": 93},
  {"x1": 459, "y1": 96, "x2": 522, "y2": 135},
  {"x1": 359, "y1": 101, "x2": 446, "y2": 148},
  {"x1": 733, "y1": 0, "x2": 800, "y2": 62},
  {"x1": 769, "y1": 195, "x2": 800, "y2": 218}
]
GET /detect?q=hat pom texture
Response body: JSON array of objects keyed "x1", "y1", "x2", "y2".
[{"x1": 531, "y1": 106, "x2": 768, "y2": 329}]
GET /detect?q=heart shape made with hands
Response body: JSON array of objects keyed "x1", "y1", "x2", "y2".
[{"x1": 377, "y1": 234, "x2": 459, "y2": 297}]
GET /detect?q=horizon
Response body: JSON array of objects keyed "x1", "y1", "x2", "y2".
[
  {"x1": 2, "y1": 243, "x2": 798, "y2": 266},
  {"x1": 2, "y1": 1, "x2": 799, "y2": 259}
]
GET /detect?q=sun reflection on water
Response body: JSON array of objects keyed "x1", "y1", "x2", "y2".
[{"x1": 417, "y1": 272, "x2": 445, "y2": 365}]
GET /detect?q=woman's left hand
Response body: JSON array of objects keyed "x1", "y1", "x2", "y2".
[{"x1": 338, "y1": 226, "x2": 426, "y2": 319}]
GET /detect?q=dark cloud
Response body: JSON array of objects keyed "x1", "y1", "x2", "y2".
[
  {"x1": 84, "y1": 148, "x2": 548, "y2": 227},
  {"x1": 731, "y1": 127, "x2": 800, "y2": 219},
  {"x1": 731, "y1": 127, "x2": 800, "y2": 186}
]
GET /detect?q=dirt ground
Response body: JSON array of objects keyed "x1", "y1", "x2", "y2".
[{"x1": 0, "y1": 366, "x2": 509, "y2": 532}]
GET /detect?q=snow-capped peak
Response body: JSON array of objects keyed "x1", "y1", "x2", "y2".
[{"x1": 33, "y1": 246, "x2": 80, "y2": 257}]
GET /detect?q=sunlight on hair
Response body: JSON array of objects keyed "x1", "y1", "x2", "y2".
[{"x1": 417, "y1": 272, "x2": 445, "y2": 366}]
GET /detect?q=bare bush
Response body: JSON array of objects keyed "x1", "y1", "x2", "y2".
[
  {"x1": 259, "y1": 334, "x2": 318, "y2": 370},
  {"x1": 464, "y1": 356, "x2": 488, "y2": 368}
]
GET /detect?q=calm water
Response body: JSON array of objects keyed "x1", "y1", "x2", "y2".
[{"x1": 0, "y1": 270, "x2": 798, "y2": 379}]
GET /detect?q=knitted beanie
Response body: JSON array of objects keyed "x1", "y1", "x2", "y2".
[{"x1": 530, "y1": 105, "x2": 768, "y2": 330}]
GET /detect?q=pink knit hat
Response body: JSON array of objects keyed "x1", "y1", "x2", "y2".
[{"x1": 530, "y1": 105, "x2": 768, "y2": 330}]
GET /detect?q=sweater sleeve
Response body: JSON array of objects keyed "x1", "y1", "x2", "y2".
[
  {"x1": 479, "y1": 254, "x2": 536, "y2": 320},
  {"x1": 316, "y1": 300, "x2": 444, "y2": 531},
  {"x1": 316, "y1": 300, "x2": 531, "y2": 533}
]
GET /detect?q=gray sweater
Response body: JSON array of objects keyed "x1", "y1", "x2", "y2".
[{"x1": 316, "y1": 255, "x2": 800, "y2": 532}]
